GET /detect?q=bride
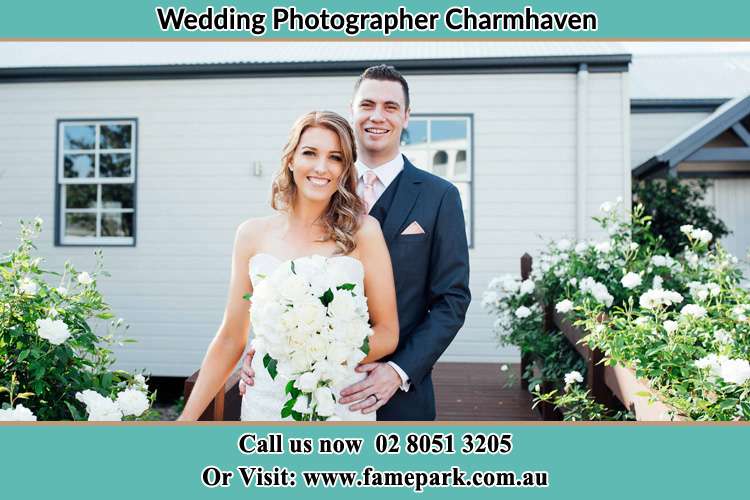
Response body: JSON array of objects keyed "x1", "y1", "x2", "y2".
[{"x1": 178, "y1": 111, "x2": 399, "y2": 421}]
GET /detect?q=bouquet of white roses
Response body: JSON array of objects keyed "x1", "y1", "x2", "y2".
[{"x1": 249, "y1": 256, "x2": 372, "y2": 421}]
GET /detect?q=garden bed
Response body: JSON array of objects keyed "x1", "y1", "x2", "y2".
[{"x1": 552, "y1": 310, "x2": 681, "y2": 421}]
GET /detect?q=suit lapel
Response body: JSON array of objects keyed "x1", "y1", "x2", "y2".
[{"x1": 381, "y1": 157, "x2": 422, "y2": 244}]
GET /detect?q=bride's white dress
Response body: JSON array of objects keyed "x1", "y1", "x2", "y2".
[{"x1": 240, "y1": 253, "x2": 376, "y2": 421}]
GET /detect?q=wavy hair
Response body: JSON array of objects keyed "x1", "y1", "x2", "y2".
[{"x1": 271, "y1": 111, "x2": 365, "y2": 255}]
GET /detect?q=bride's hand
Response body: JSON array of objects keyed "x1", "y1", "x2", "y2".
[{"x1": 238, "y1": 347, "x2": 256, "y2": 396}]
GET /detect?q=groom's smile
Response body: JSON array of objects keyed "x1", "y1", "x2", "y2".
[{"x1": 351, "y1": 78, "x2": 410, "y2": 165}]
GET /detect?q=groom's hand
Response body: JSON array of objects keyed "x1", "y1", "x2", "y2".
[
  {"x1": 238, "y1": 347, "x2": 255, "y2": 396},
  {"x1": 339, "y1": 362, "x2": 400, "y2": 414}
]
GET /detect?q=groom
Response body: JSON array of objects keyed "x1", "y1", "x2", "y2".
[{"x1": 240, "y1": 65, "x2": 471, "y2": 420}]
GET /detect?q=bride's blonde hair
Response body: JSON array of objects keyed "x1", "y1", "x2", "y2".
[{"x1": 271, "y1": 111, "x2": 365, "y2": 255}]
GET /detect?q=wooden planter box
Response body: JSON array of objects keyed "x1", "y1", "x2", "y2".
[
  {"x1": 603, "y1": 363, "x2": 682, "y2": 421},
  {"x1": 553, "y1": 312, "x2": 681, "y2": 421}
]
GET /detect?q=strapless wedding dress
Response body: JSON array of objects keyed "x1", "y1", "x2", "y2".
[{"x1": 240, "y1": 253, "x2": 376, "y2": 421}]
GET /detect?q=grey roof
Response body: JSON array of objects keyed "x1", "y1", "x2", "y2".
[
  {"x1": 632, "y1": 93, "x2": 750, "y2": 178},
  {"x1": 630, "y1": 51, "x2": 750, "y2": 99},
  {"x1": 0, "y1": 42, "x2": 628, "y2": 68}
]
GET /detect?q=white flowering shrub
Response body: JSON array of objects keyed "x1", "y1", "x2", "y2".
[
  {"x1": 0, "y1": 219, "x2": 155, "y2": 421},
  {"x1": 486, "y1": 198, "x2": 750, "y2": 420},
  {"x1": 482, "y1": 275, "x2": 584, "y2": 391},
  {"x1": 583, "y1": 226, "x2": 750, "y2": 420},
  {"x1": 532, "y1": 372, "x2": 633, "y2": 421}
]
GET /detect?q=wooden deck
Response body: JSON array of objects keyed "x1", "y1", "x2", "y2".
[{"x1": 433, "y1": 362, "x2": 540, "y2": 421}]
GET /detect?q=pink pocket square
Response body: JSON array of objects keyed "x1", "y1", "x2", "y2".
[{"x1": 401, "y1": 221, "x2": 425, "y2": 235}]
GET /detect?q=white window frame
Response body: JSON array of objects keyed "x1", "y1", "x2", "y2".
[
  {"x1": 402, "y1": 114, "x2": 474, "y2": 246},
  {"x1": 57, "y1": 119, "x2": 137, "y2": 246}
]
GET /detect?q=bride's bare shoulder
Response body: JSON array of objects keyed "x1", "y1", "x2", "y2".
[
  {"x1": 355, "y1": 215, "x2": 385, "y2": 246},
  {"x1": 235, "y1": 214, "x2": 282, "y2": 253}
]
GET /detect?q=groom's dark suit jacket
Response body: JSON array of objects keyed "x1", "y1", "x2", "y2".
[{"x1": 368, "y1": 156, "x2": 471, "y2": 421}]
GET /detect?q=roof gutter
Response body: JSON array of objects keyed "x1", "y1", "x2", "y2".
[{"x1": 0, "y1": 54, "x2": 632, "y2": 84}]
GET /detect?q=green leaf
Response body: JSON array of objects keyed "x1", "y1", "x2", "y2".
[
  {"x1": 242, "y1": 293, "x2": 252, "y2": 301},
  {"x1": 15, "y1": 392, "x2": 35, "y2": 400},
  {"x1": 101, "y1": 372, "x2": 113, "y2": 389},
  {"x1": 285, "y1": 380, "x2": 295, "y2": 396},
  {"x1": 291, "y1": 410, "x2": 303, "y2": 421},
  {"x1": 263, "y1": 354, "x2": 278, "y2": 380},
  {"x1": 634, "y1": 391, "x2": 652, "y2": 398},
  {"x1": 65, "y1": 401, "x2": 83, "y2": 421},
  {"x1": 281, "y1": 406, "x2": 292, "y2": 419},
  {"x1": 290, "y1": 261, "x2": 296, "y2": 274},
  {"x1": 17, "y1": 350, "x2": 30, "y2": 362},
  {"x1": 360, "y1": 336, "x2": 370, "y2": 355},
  {"x1": 0, "y1": 387, "x2": 8, "y2": 394},
  {"x1": 718, "y1": 398, "x2": 738, "y2": 410},
  {"x1": 321, "y1": 289, "x2": 334, "y2": 306},
  {"x1": 96, "y1": 312, "x2": 114, "y2": 320},
  {"x1": 337, "y1": 283, "x2": 355, "y2": 291}
]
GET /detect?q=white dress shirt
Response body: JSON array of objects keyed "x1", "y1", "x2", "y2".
[{"x1": 355, "y1": 153, "x2": 411, "y2": 393}]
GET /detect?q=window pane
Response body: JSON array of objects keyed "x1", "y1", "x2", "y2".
[
  {"x1": 102, "y1": 213, "x2": 133, "y2": 237},
  {"x1": 64, "y1": 125, "x2": 95, "y2": 150},
  {"x1": 432, "y1": 151, "x2": 448, "y2": 176},
  {"x1": 430, "y1": 120, "x2": 467, "y2": 142},
  {"x1": 65, "y1": 184, "x2": 97, "y2": 209},
  {"x1": 455, "y1": 150, "x2": 468, "y2": 176},
  {"x1": 65, "y1": 213, "x2": 96, "y2": 237},
  {"x1": 64, "y1": 154, "x2": 95, "y2": 178},
  {"x1": 100, "y1": 153, "x2": 132, "y2": 177},
  {"x1": 100, "y1": 124, "x2": 132, "y2": 149},
  {"x1": 401, "y1": 120, "x2": 427, "y2": 146},
  {"x1": 102, "y1": 184, "x2": 134, "y2": 209}
]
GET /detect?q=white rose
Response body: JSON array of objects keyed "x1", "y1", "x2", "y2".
[
  {"x1": 634, "y1": 316, "x2": 649, "y2": 326},
  {"x1": 75, "y1": 390, "x2": 123, "y2": 421},
  {"x1": 500, "y1": 364, "x2": 509, "y2": 372},
  {"x1": 326, "y1": 341, "x2": 352, "y2": 365},
  {"x1": 296, "y1": 299, "x2": 327, "y2": 333},
  {"x1": 295, "y1": 371, "x2": 320, "y2": 393},
  {"x1": 314, "y1": 387, "x2": 336, "y2": 417},
  {"x1": 115, "y1": 389, "x2": 150, "y2": 417},
  {"x1": 556, "y1": 239, "x2": 571, "y2": 251},
  {"x1": 77, "y1": 272, "x2": 93, "y2": 286},
  {"x1": 514, "y1": 306, "x2": 532, "y2": 319},
  {"x1": 290, "y1": 351, "x2": 313, "y2": 373},
  {"x1": 714, "y1": 329, "x2": 733, "y2": 344},
  {"x1": 278, "y1": 273, "x2": 311, "y2": 304},
  {"x1": 519, "y1": 279, "x2": 535, "y2": 295},
  {"x1": 680, "y1": 224, "x2": 694, "y2": 235},
  {"x1": 0, "y1": 404, "x2": 37, "y2": 421},
  {"x1": 564, "y1": 370, "x2": 584, "y2": 386},
  {"x1": 328, "y1": 289, "x2": 357, "y2": 322},
  {"x1": 569, "y1": 277, "x2": 578, "y2": 286},
  {"x1": 555, "y1": 299, "x2": 574, "y2": 314},
  {"x1": 18, "y1": 277, "x2": 38, "y2": 295},
  {"x1": 691, "y1": 228, "x2": 713, "y2": 244},
  {"x1": 680, "y1": 304, "x2": 707, "y2": 319},
  {"x1": 600, "y1": 201, "x2": 613, "y2": 213},
  {"x1": 695, "y1": 354, "x2": 725, "y2": 377},
  {"x1": 629, "y1": 242, "x2": 639, "y2": 251},
  {"x1": 293, "y1": 395, "x2": 312, "y2": 414},
  {"x1": 663, "y1": 320, "x2": 678, "y2": 334},
  {"x1": 574, "y1": 242, "x2": 588, "y2": 254},
  {"x1": 35, "y1": 318, "x2": 71, "y2": 345},
  {"x1": 481, "y1": 291, "x2": 500, "y2": 310},
  {"x1": 621, "y1": 272, "x2": 642, "y2": 289},
  {"x1": 718, "y1": 359, "x2": 750, "y2": 385}
]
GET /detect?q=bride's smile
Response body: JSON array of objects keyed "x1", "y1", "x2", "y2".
[{"x1": 290, "y1": 126, "x2": 344, "y2": 204}]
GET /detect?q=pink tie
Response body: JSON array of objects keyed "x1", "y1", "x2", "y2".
[{"x1": 363, "y1": 170, "x2": 378, "y2": 213}]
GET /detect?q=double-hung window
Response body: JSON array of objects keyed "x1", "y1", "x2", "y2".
[
  {"x1": 57, "y1": 119, "x2": 137, "y2": 245},
  {"x1": 401, "y1": 115, "x2": 473, "y2": 246}
]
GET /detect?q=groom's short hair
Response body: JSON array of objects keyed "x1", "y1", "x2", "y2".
[{"x1": 354, "y1": 64, "x2": 410, "y2": 111}]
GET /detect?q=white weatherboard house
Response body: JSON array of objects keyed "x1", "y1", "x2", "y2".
[
  {"x1": 2, "y1": 42, "x2": 746, "y2": 378},
  {"x1": 629, "y1": 51, "x2": 750, "y2": 262}
]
